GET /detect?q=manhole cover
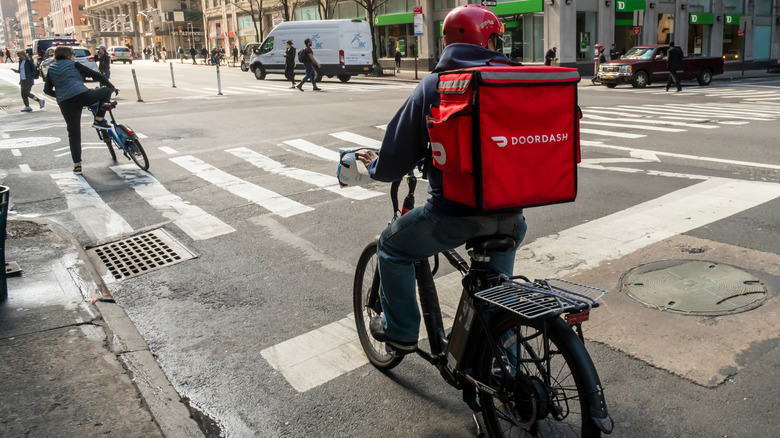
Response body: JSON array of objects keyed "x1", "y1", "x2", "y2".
[
  {"x1": 88, "y1": 229, "x2": 196, "y2": 283},
  {"x1": 622, "y1": 260, "x2": 766, "y2": 316},
  {"x1": 0, "y1": 137, "x2": 61, "y2": 149}
]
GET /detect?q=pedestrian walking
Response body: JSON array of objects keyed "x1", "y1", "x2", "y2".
[
  {"x1": 190, "y1": 46, "x2": 197, "y2": 64},
  {"x1": 177, "y1": 46, "x2": 183, "y2": 62},
  {"x1": 544, "y1": 47, "x2": 557, "y2": 66},
  {"x1": 96, "y1": 45, "x2": 111, "y2": 79},
  {"x1": 609, "y1": 43, "x2": 620, "y2": 60},
  {"x1": 395, "y1": 49, "x2": 402, "y2": 73},
  {"x1": 232, "y1": 45, "x2": 238, "y2": 64},
  {"x1": 296, "y1": 38, "x2": 321, "y2": 92},
  {"x1": 11, "y1": 50, "x2": 45, "y2": 112},
  {"x1": 283, "y1": 40, "x2": 297, "y2": 87},
  {"x1": 161, "y1": 47, "x2": 167, "y2": 62},
  {"x1": 0, "y1": 50, "x2": 4, "y2": 63},
  {"x1": 43, "y1": 46, "x2": 116, "y2": 176},
  {"x1": 4, "y1": 48, "x2": 11, "y2": 63},
  {"x1": 201, "y1": 47, "x2": 208, "y2": 63},
  {"x1": 210, "y1": 47, "x2": 217, "y2": 65},
  {"x1": 665, "y1": 42, "x2": 683, "y2": 92}
]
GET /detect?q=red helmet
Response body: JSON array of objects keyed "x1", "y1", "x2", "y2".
[{"x1": 442, "y1": 5, "x2": 502, "y2": 48}]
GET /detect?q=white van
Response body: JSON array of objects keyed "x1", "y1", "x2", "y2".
[{"x1": 248, "y1": 19, "x2": 374, "y2": 82}]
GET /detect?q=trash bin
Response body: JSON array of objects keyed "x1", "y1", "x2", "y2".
[{"x1": 1, "y1": 185, "x2": 8, "y2": 301}]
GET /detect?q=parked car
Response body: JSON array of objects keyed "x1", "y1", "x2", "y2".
[
  {"x1": 107, "y1": 46, "x2": 133, "y2": 64},
  {"x1": 248, "y1": 19, "x2": 374, "y2": 82},
  {"x1": 240, "y1": 42, "x2": 260, "y2": 72},
  {"x1": 31, "y1": 35, "x2": 77, "y2": 66},
  {"x1": 39, "y1": 46, "x2": 99, "y2": 81},
  {"x1": 597, "y1": 44, "x2": 724, "y2": 88},
  {"x1": 722, "y1": 49, "x2": 740, "y2": 61}
]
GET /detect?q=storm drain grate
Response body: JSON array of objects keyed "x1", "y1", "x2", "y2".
[
  {"x1": 88, "y1": 229, "x2": 196, "y2": 282},
  {"x1": 623, "y1": 260, "x2": 767, "y2": 316}
]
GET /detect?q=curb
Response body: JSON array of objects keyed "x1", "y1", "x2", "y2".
[{"x1": 23, "y1": 217, "x2": 204, "y2": 438}]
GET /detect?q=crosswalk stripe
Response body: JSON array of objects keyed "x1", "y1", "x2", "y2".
[
  {"x1": 662, "y1": 103, "x2": 780, "y2": 117},
  {"x1": 110, "y1": 165, "x2": 236, "y2": 240},
  {"x1": 330, "y1": 131, "x2": 382, "y2": 148},
  {"x1": 51, "y1": 172, "x2": 134, "y2": 243},
  {"x1": 170, "y1": 155, "x2": 314, "y2": 218},
  {"x1": 203, "y1": 88, "x2": 241, "y2": 95},
  {"x1": 225, "y1": 86, "x2": 270, "y2": 94},
  {"x1": 616, "y1": 105, "x2": 771, "y2": 120},
  {"x1": 282, "y1": 139, "x2": 340, "y2": 161},
  {"x1": 226, "y1": 147, "x2": 382, "y2": 200},
  {"x1": 580, "y1": 128, "x2": 645, "y2": 138},
  {"x1": 261, "y1": 177, "x2": 780, "y2": 392},
  {"x1": 582, "y1": 114, "x2": 719, "y2": 129},
  {"x1": 579, "y1": 120, "x2": 685, "y2": 132}
]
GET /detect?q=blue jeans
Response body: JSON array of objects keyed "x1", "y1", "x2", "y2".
[
  {"x1": 376, "y1": 207, "x2": 527, "y2": 343},
  {"x1": 297, "y1": 63, "x2": 317, "y2": 88}
]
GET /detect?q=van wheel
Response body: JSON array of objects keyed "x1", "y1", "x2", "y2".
[
  {"x1": 697, "y1": 69, "x2": 713, "y2": 86},
  {"x1": 337, "y1": 74, "x2": 351, "y2": 83},
  {"x1": 605, "y1": 83, "x2": 618, "y2": 88},
  {"x1": 240, "y1": 61, "x2": 248, "y2": 72},
  {"x1": 254, "y1": 66, "x2": 266, "y2": 80},
  {"x1": 632, "y1": 71, "x2": 649, "y2": 88}
]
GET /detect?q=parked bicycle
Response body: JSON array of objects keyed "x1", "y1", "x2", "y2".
[
  {"x1": 346, "y1": 149, "x2": 613, "y2": 437},
  {"x1": 88, "y1": 97, "x2": 148, "y2": 170}
]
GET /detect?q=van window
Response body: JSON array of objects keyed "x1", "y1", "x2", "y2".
[{"x1": 259, "y1": 37, "x2": 274, "y2": 54}]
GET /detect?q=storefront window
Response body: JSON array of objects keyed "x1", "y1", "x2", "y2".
[
  {"x1": 753, "y1": 26, "x2": 770, "y2": 59},
  {"x1": 755, "y1": 0, "x2": 771, "y2": 16},
  {"x1": 688, "y1": 23, "x2": 710, "y2": 56},
  {"x1": 576, "y1": 11, "x2": 596, "y2": 61},
  {"x1": 334, "y1": 2, "x2": 365, "y2": 19},
  {"x1": 614, "y1": 11, "x2": 637, "y2": 56},
  {"x1": 382, "y1": 0, "x2": 409, "y2": 15},
  {"x1": 687, "y1": 0, "x2": 711, "y2": 13},
  {"x1": 294, "y1": 7, "x2": 320, "y2": 21},
  {"x1": 722, "y1": 24, "x2": 740, "y2": 61},
  {"x1": 434, "y1": 0, "x2": 456, "y2": 10},
  {"x1": 657, "y1": 14, "x2": 674, "y2": 44},
  {"x1": 378, "y1": 23, "x2": 413, "y2": 58},
  {"x1": 722, "y1": 0, "x2": 743, "y2": 15}
]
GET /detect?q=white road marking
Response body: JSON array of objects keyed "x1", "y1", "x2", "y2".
[
  {"x1": 170, "y1": 155, "x2": 313, "y2": 217},
  {"x1": 579, "y1": 120, "x2": 685, "y2": 132},
  {"x1": 226, "y1": 86, "x2": 270, "y2": 94},
  {"x1": 11, "y1": 149, "x2": 21, "y2": 156},
  {"x1": 261, "y1": 177, "x2": 780, "y2": 392},
  {"x1": 330, "y1": 131, "x2": 382, "y2": 148},
  {"x1": 582, "y1": 114, "x2": 718, "y2": 129},
  {"x1": 282, "y1": 139, "x2": 339, "y2": 161},
  {"x1": 158, "y1": 146, "x2": 178, "y2": 155},
  {"x1": 110, "y1": 164, "x2": 235, "y2": 240},
  {"x1": 51, "y1": 172, "x2": 134, "y2": 243},
  {"x1": 54, "y1": 146, "x2": 112, "y2": 158},
  {"x1": 19, "y1": 164, "x2": 31, "y2": 173},
  {"x1": 580, "y1": 129, "x2": 646, "y2": 139},
  {"x1": 136, "y1": 133, "x2": 148, "y2": 139},
  {"x1": 226, "y1": 147, "x2": 382, "y2": 200},
  {"x1": 581, "y1": 140, "x2": 780, "y2": 171},
  {"x1": 618, "y1": 105, "x2": 772, "y2": 121}
]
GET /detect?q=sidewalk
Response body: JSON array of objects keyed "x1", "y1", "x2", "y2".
[{"x1": 0, "y1": 217, "x2": 203, "y2": 437}]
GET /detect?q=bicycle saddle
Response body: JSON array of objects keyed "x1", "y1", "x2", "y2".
[{"x1": 465, "y1": 235, "x2": 516, "y2": 254}]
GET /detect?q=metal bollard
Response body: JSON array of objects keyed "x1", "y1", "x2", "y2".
[
  {"x1": 170, "y1": 62, "x2": 177, "y2": 88},
  {"x1": 216, "y1": 61, "x2": 223, "y2": 96},
  {"x1": 0, "y1": 185, "x2": 8, "y2": 302},
  {"x1": 131, "y1": 69, "x2": 144, "y2": 102}
]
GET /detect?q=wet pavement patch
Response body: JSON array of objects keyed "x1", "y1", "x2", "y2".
[
  {"x1": 623, "y1": 260, "x2": 766, "y2": 315},
  {"x1": 87, "y1": 228, "x2": 196, "y2": 282}
]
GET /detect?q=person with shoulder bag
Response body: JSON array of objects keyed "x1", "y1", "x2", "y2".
[
  {"x1": 295, "y1": 38, "x2": 321, "y2": 92},
  {"x1": 11, "y1": 50, "x2": 44, "y2": 112}
]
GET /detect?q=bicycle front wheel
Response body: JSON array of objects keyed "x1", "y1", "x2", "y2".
[
  {"x1": 106, "y1": 138, "x2": 117, "y2": 161},
  {"x1": 353, "y1": 242, "x2": 403, "y2": 370},
  {"x1": 128, "y1": 139, "x2": 149, "y2": 171},
  {"x1": 475, "y1": 313, "x2": 603, "y2": 438}
]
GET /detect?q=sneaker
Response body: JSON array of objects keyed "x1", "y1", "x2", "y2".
[
  {"x1": 296, "y1": 84, "x2": 304, "y2": 92},
  {"x1": 73, "y1": 164, "x2": 82, "y2": 175},
  {"x1": 39, "y1": 99, "x2": 45, "y2": 109},
  {"x1": 313, "y1": 87, "x2": 322, "y2": 91},
  {"x1": 20, "y1": 107, "x2": 32, "y2": 112},
  {"x1": 92, "y1": 119, "x2": 111, "y2": 130},
  {"x1": 369, "y1": 317, "x2": 417, "y2": 355}
]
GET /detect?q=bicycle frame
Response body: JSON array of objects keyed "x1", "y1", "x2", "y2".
[{"x1": 90, "y1": 102, "x2": 135, "y2": 155}]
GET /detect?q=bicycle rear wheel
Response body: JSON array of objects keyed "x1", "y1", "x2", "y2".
[
  {"x1": 475, "y1": 313, "x2": 603, "y2": 438},
  {"x1": 105, "y1": 138, "x2": 117, "y2": 161},
  {"x1": 353, "y1": 242, "x2": 403, "y2": 370},
  {"x1": 127, "y1": 139, "x2": 149, "y2": 171}
]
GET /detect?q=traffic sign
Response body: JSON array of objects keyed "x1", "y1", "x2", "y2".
[
  {"x1": 738, "y1": 29, "x2": 745, "y2": 36},
  {"x1": 413, "y1": 5, "x2": 423, "y2": 36},
  {"x1": 482, "y1": 0, "x2": 497, "y2": 6},
  {"x1": 633, "y1": 27, "x2": 641, "y2": 35}
]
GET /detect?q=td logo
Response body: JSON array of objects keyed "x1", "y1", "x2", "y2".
[{"x1": 691, "y1": 14, "x2": 698, "y2": 23}]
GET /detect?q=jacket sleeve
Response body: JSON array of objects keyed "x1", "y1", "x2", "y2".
[
  {"x1": 43, "y1": 74, "x2": 55, "y2": 97},
  {"x1": 367, "y1": 76, "x2": 436, "y2": 182},
  {"x1": 75, "y1": 62, "x2": 114, "y2": 88}
]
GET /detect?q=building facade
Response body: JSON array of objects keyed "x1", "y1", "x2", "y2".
[{"x1": 17, "y1": 0, "x2": 52, "y2": 45}]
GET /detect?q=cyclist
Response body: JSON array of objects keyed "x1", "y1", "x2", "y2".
[
  {"x1": 43, "y1": 45, "x2": 117, "y2": 175},
  {"x1": 356, "y1": 5, "x2": 527, "y2": 354}
]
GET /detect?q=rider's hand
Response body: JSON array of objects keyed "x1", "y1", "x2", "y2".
[
  {"x1": 356, "y1": 150, "x2": 378, "y2": 166},
  {"x1": 114, "y1": 89, "x2": 120, "y2": 96}
]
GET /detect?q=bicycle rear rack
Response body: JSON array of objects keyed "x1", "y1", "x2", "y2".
[{"x1": 474, "y1": 278, "x2": 607, "y2": 320}]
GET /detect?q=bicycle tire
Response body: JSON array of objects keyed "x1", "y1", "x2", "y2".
[
  {"x1": 105, "y1": 138, "x2": 117, "y2": 161},
  {"x1": 475, "y1": 313, "x2": 602, "y2": 438},
  {"x1": 353, "y1": 242, "x2": 403, "y2": 370},
  {"x1": 128, "y1": 139, "x2": 149, "y2": 171}
]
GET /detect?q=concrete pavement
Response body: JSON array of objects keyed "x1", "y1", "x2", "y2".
[{"x1": 0, "y1": 216, "x2": 203, "y2": 437}]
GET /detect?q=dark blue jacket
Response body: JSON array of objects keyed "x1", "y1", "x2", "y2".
[
  {"x1": 367, "y1": 43, "x2": 515, "y2": 216},
  {"x1": 43, "y1": 59, "x2": 114, "y2": 103},
  {"x1": 18, "y1": 58, "x2": 36, "y2": 85}
]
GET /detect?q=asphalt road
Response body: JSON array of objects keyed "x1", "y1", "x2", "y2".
[{"x1": 2, "y1": 61, "x2": 780, "y2": 437}]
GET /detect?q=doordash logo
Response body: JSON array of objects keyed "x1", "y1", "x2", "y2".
[{"x1": 491, "y1": 133, "x2": 568, "y2": 147}]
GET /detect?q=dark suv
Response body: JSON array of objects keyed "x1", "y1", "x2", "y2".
[{"x1": 240, "y1": 42, "x2": 260, "y2": 72}]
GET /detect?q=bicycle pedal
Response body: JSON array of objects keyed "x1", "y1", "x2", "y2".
[{"x1": 384, "y1": 344, "x2": 415, "y2": 357}]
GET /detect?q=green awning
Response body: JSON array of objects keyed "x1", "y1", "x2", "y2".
[
  {"x1": 491, "y1": 0, "x2": 543, "y2": 16},
  {"x1": 616, "y1": 0, "x2": 646, "y2": 12},
  {"x1": 724, "y1": 15, "x2": 742, "y2": 25},
  {"x1": 689, "y1": 13, "x2": 714, "y2": 25},
  {"x1": 374, "y1": 12, "x2": 413, "y2": 26}
]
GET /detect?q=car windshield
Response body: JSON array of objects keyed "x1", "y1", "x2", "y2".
[
  {"x1": 74, "y1": 49, "x2": 91, "y2": 57},
  {"x1": 114, "y1": 48, "x2": 129, "y2": 52},
  {"x1": 620, "y1": 47, "x2": 656, "y2": 60}
]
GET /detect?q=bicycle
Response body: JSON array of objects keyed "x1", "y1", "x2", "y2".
[
  {"x1": 349, "y1": 156, "x2": 614, "y2": 437},
  {"x1": 89, "y1": 96, "x2": 149, "y2": 171}
]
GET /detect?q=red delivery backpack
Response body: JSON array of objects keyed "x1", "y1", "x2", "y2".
[{"x1": 426, "y1": 63, "x2": 582, "y2": 211}]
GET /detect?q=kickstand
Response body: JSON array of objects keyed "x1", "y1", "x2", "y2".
[{"x1": 472, "y1": 412, "x2": 487, "y2": 437}]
